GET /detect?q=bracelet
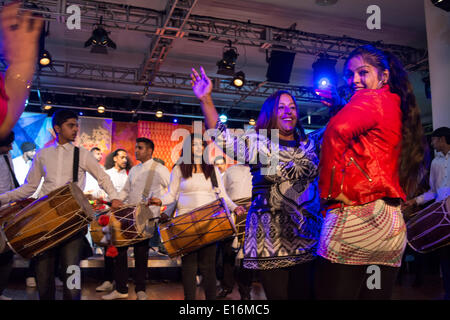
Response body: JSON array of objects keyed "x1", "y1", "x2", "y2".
[{"x1": 5, "y1": 73, "x2": 33, "y2": 89}]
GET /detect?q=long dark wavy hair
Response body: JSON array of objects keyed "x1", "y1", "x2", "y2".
[
  {"x1": 255, "y1": 90, "x2": 307, "y2": 142},
  {"x1": 104, "y1": 148, "x2": 133, "y2": 171},
  {"x1": 344, "y1": 45, "x2": 425, "y2": 197},
  {"x1": 177, "y1": 133, "x2": 215, "y2": 180}
]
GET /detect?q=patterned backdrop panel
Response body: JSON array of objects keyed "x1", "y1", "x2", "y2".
[
  {"x1": 76, "y1": 116, "x2": 112, "y2": 166},
  {"x1": 138, "y1": 121, "x2": 193, "y2": 170},
  {"x1": 111, "y1": 121, "x2": 138, "y2": 167}
]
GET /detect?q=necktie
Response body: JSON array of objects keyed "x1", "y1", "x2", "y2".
[{"x1": 3, "y1": 154, "x2": 20, "y2": 188}]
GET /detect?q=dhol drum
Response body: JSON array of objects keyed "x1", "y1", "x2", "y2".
[
  {"x1": 159, "y1": 198, "x2": 237, "y2": 258},
  {"x1": 0, "y1": 183, "x2": 94, "y2": 259},
  {"x1": 90, "y1": 203, "x2": 156, "y2": 247},
  {"x1": 406, "y1": 196, "x2": 450, "y2": 253},
  {"x1": 0, "y1": 199, "x2": 35, "y2": 253}
]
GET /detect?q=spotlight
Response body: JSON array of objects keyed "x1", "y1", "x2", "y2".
[
  {"x1": 43, "y1": 104, "x2": 52, "y2": 111},
  {"x1": 232, "y1": 71, "x2": 245, "y2": 88},
  {"x1": 79, "y1": 112, "x2": 84, "y2": 116},
  {"x1": 156, "y1": 110, "x2": 163, "y2": 118},
  {"x1": 84, "y1": 17, "x2": 117, "y2": 54},
  {"x1": 97, "y1": 105, "x2": 105, "y2": 113},
  {"x1": 312, "y1": 54, "x2": 337, "y2": 90},
  {"x1": 217, "y1": 42, "x2": 238, "y2": 76},
  {"x1": 173, "y1": 118, "x2": 178, "y2": 123},
  {"x1": 39, "y1": 49, "x2": 52, "y2": 67},
  {"x1": 219, "y1": 114, "x2": 228, "y2": 123},
  {"x1": 430, "y1": 0, "x2": 450, "y2": 12},
  {"x1": 249, "y1": 118, "x2": 256, "y2": 126}
]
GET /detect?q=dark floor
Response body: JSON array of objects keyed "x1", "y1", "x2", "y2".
[{"x1": 1, "y1": 249, "x2": 447, "y2": 300}]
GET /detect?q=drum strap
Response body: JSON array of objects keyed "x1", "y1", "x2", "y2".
[
  {"x1": 73, "y1": 147, "x2": 79, "y2": 183},
  {"x1": 142, "y1": 160, "x2": 158, "y2": 200}
]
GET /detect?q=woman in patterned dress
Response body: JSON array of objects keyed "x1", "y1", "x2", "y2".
[
  {"x1": 190, "y1": 67, "x2": 323, "y2": 300},
  {"x1": 316, "y1": 45, "x2": 425, "y2": 299}
]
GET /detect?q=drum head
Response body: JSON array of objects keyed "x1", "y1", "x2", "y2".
[
  {"x1": 136, "y1": 203, "x2": 155, "y2": 235},
  {"x1": 69, "y1": 183, "x2": 94, "y2": 219}
]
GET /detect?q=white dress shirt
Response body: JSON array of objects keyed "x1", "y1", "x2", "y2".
[
  {"x1": 118, "y1": 158, "x2": 170, "y2": 216},
  {"x1": 0, "y1": 153, "x2": 15, "y2": 195},
  {"x1": 222, "y1": 164, "x2": 253, "y2": 201},
  {"x1": 0, "y1": 142, "x2": 119, "y2": 204},
  {"x1": 12, "y1": 155, "x2": 32, "y2": 185},
  {"x1": 105, "y1": 167, "x2": 128, "y2": 193},
  {"x1": 416, "y1": 150, "x2": 450, "y2": 204},
  {"x1": 160, "y1": 165, "x2": 237, "y2": 217},
  {"x1": 12, "y1": 155, "x2": 43, "y2": 199}
]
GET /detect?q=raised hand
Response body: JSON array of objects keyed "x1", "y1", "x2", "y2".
[
  {"x1": 148, "y1": 197, "x2": 162, "y2": 207},
  {"x1": 233, "y1": 206, "x2": 246, "y2": 216},
  {"x1": 191, "y1": 66, "x2": 213, "y2": 101},
  {"x1": 1, "y1": 3, "x2": 43, "y2": 68}
]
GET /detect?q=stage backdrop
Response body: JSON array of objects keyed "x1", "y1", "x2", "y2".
[
  {"x1": 11, "y1": 113, "x2": 239, "y2": 172},
  {"x1": 11, "y1": 112, "x2": 54, "y2": 159},
  {"x1": 138, "y1": 120, "x2": 193, "y2": 170},
  {"x1": 76, "y1": 116, "x2": 113, "y2": 166}
]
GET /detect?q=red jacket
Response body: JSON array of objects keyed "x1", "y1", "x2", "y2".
[{"x1": 319, "y1": 85, "x2": 406, "y2": 211}]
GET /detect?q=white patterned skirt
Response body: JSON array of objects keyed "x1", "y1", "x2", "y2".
[{"x1": 317, "y1": 199, "x2": 407, "y2": 267}]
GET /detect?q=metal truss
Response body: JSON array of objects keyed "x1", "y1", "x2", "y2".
[
  {"x1": 139, "y1": 0, "x2": 198, "y2": 82},
  {"x1": 31, "y1": 60, "x2": 322, "y2": 104},
  {"x1": 12, "y1": 1, "x2": 426, "y2": 70}
]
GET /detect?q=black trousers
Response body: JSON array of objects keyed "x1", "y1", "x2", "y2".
[
  {"x1": 34, "y1": 233, "x2": 84, "y2": 300},
  {"x1": 0, "y1": 250, "x2": 14, "y2": 295},
  {"x1": 114, "y1": 239, "x2": 149, "y2": 294},
  {"x1": 103, "y1": 253, "x2": 114, "y2": 282},
  {"x1": 314, "y1": 256, "x2": 399, "y2": 300},
  {"x1": 258, "y1": 260, "x2": 315, "y2": 300},
  {"x1": 439, "y1": 245, "x2": 450, "y2": 299},
  {"x1": 181, "y1": 243, "x2": 217, "y2": 300},
  {"x1": 219, "y1": 238, "x2": 253, "y2": 297}
]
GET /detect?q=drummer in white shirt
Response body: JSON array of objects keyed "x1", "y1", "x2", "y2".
[
  {"x1": 217, "y1": 163, "x2": 254, "y2": 300},
  {"x1": 405, "y1": 127, "x2": 450, "y2": 300},
  {"x1": 95, "y1": 148, "x2": 130, "y2": 293},
  {"x1": 0, "y1": 109, "x2": 123, "y2": 300},
  {"x1": 102, "y1": 138, "x2": 170, "y2": 301},
  {"x1": 149, "y1": 134, "x2": 245, "y2": 300}
]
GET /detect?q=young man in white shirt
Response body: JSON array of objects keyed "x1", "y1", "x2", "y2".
[
  {"x1": 12, "y1": 141, "x2": 36, "y2": 185},
  {"x1": 405, "y1": 127, "x2": 450, "y2": 300},
  {"x1": 95, "y1": 148, "x2": 129, "y2": 293},
  {"x1": 84, "y1": 147, "x2": 106, "y2": 199},
  {"x1": 218, "y1": 163, "x2": 254, "y2": 300},
  {"x1": 102, "y1": 138, "x2": 170, "y2": 300},
  {"x1": 0, "y1": 109, "x2": 123, "y2": 300}
]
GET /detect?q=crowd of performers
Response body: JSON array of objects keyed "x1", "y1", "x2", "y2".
[{"x1": 0, "y1": 3, "x2": 449, "y2": 301}]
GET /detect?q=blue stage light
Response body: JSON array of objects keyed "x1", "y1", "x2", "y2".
[
  {"x1": 219, "y1": 114, "x2": 227, "y2": 123},
  {"x1": 173, "y1": 118, "x2": 178, "y2": 123},
  {"x1": 312, "y1": 55, "x2": 337, "y2": 89}
]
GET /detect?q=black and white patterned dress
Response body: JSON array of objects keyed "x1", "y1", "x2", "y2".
[{"x1": 213, "y1": 122, "x2": 324, "y2": 270}]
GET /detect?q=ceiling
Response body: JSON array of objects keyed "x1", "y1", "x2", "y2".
[{"x1": 0, "y1": 0, "x2": 433, "y2": 129}]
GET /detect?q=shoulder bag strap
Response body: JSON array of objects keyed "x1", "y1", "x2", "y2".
[{"x1": 73, "y1": 146, "x2": 80, "y2": 183}]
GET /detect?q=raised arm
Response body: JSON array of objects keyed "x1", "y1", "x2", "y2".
[
  {"x1": 191, "y1": 67, "x2": 218, "y2": 130},
  {"x1": 0, "y1": 3, "x2": 43, "y2": 139}
]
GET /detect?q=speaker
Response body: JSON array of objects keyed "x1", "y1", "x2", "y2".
[
  {"x1": 266, "y1": 50, "x2": 296, "y2": 84},
  {"x1": 431, "y1": 0, "x2": 450, "y2": 12}
]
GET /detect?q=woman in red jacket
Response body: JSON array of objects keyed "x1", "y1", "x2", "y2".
[{"x1": 315, "y1": 45, "x2": 425, "y2": 299}]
